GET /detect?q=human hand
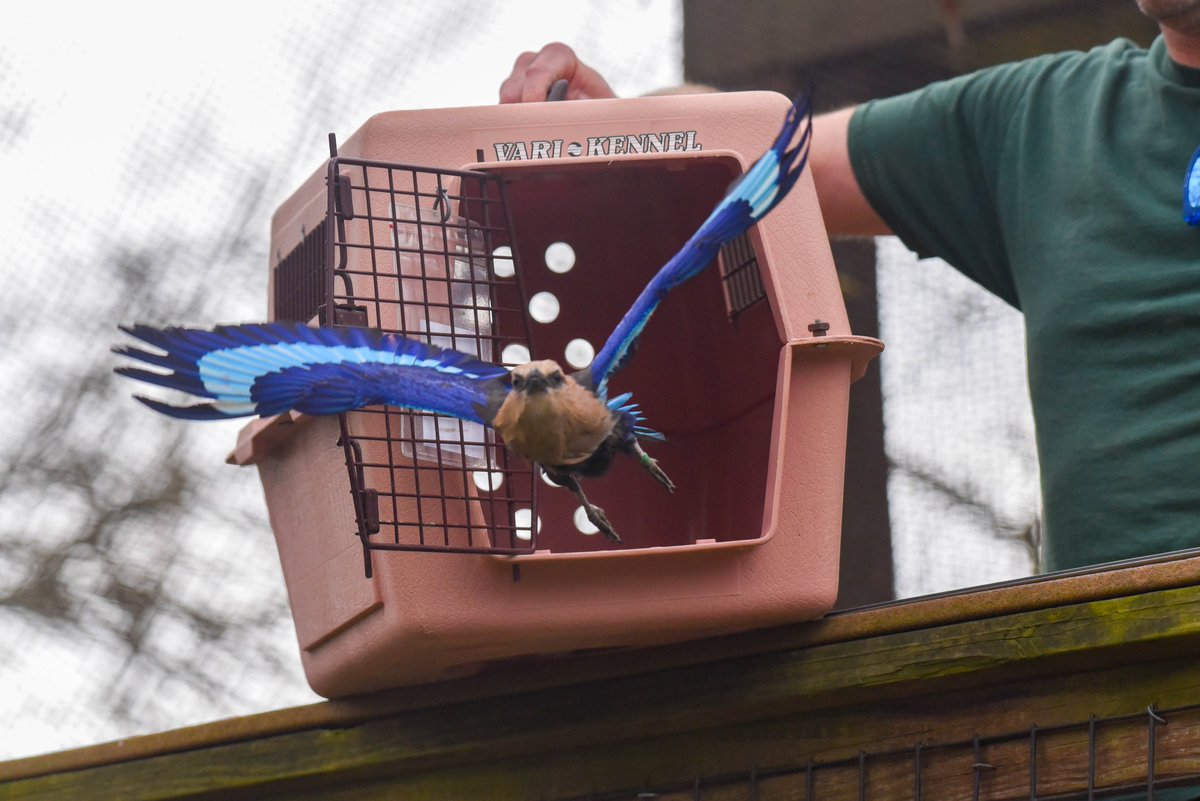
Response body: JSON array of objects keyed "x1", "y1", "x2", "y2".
[{"x1": 498, "y1": 42, "x2": 617, "y2": 103}]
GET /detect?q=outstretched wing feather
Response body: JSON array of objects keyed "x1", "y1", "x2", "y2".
[{"x1": 116, "y1": 322, "x2": 510, "y2": 424}]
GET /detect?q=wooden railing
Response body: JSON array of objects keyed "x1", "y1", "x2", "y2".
[{"x1": 3, "y1": 553, "x2": 1200, "y2": 800}]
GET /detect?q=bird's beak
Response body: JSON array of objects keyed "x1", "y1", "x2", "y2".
[{"x1": 523, "y1": 372, "x2": 550, "y2": 395}]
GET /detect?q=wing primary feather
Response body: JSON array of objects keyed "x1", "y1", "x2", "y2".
[
  {"x1": 118, "y1": 322, "x2": 512, "y2": 424},
  {"x1": 133, "y1": 395, "x2": 242, "y2": 421},
  {"x1": 114, "y1": 366, "x2": 210, "y2": 397}
]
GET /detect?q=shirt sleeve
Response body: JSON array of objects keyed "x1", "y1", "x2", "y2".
[{"x1": 847, "y1": 59, "x2": 1045, "y2": 308}]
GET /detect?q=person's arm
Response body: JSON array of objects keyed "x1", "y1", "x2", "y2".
[
  {"x1": 810, "y1": 107, "x2": 891, "y2": 237},
  {"x1": 497, "y1": 42, "x2": 890, "y2": 237}
]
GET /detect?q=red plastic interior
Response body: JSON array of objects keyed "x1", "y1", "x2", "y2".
[{"x1": 479, "y1": 156, "x2": 782, "y2": 553}]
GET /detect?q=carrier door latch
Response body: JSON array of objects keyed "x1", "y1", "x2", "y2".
[{"x1": 338, "y1": 434, "x2": 381, "y2": 537}]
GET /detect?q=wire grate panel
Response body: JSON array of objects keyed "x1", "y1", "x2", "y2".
[
  {"x1": 273, "y1": 147, "x2": 538, "y2": 576},
  {"x1": 273, "y1": 217, "x2": 329, "y2": 324},
  {"x1": 718, "y1": 232, "x2": 767, "y2": 321},
  {"x1": 329, "y1": 155, "x2": 538, "y2": 572}
]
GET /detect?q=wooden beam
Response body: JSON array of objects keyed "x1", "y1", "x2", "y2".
[{"x1": 4, "y1": 571, "x2": 1200, "y2": 800}]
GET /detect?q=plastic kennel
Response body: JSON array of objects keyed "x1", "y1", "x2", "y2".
[{"x1": 229, "y1": 92, "x2": 883, "y2": 696}]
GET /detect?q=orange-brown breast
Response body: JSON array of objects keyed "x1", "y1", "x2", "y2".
[{"x1": 493, "y1": 374, "x2": 614, "y2": 466}]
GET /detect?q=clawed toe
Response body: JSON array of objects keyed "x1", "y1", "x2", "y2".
[
  {"x1": 644, "y1": 456, "x2": 676, "y2": 493},
  {"x1": 649, "y1": 460, "x2": 675, "y2": 493},
  {"x1": 588, "y1": 505, "x2": 622, "y2": 543},
  {"x1": 555, "y1": 470, "x2": 623, "y2": 544}
]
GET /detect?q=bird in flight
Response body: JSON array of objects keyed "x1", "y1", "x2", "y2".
[{"x1": 116, "y1": 89, "x2": 814, "y2": 543}]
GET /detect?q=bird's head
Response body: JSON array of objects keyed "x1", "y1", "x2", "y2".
[{"x1": 510, "y1": 360, "x2": 567, "y2": 396}]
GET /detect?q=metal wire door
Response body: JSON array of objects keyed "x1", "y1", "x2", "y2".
[{"x1": 274, "y1": 140, "x2": 539, "y2": 576}]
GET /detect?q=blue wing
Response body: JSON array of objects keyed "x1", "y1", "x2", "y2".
[
  {"x1": 585, "y1": 87, "x2": 815, "y2": 396},
  {"x1": 115, "y1": 322, "x2": 511, "y2": 424}
]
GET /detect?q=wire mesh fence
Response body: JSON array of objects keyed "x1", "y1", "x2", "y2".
[{"x1": 551, "y1": 704, "x2": 1200, "y2": 801}]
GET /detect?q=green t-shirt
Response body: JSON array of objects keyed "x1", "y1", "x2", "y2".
[{"x1": 848, "y1": 37, "x2": 1200, "y2": 572}]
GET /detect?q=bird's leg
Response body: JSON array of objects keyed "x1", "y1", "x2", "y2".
[
  {"x1": 549, "y1": 471, "x2": 621, "y2": 544},
  {"x1": 631, "y1": 440, "x2": 675, "y2": 493}
]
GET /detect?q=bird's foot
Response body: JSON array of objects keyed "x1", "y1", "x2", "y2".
[
  {"x1": 551, "y1": 470, "x2": 623, "y2": 545},
  {"x1": 585, "y1": 503, "x2": 622, "y2": 544},
  {"x1": 638, "y1": 450, "x2": 676, "y2": 493}
]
